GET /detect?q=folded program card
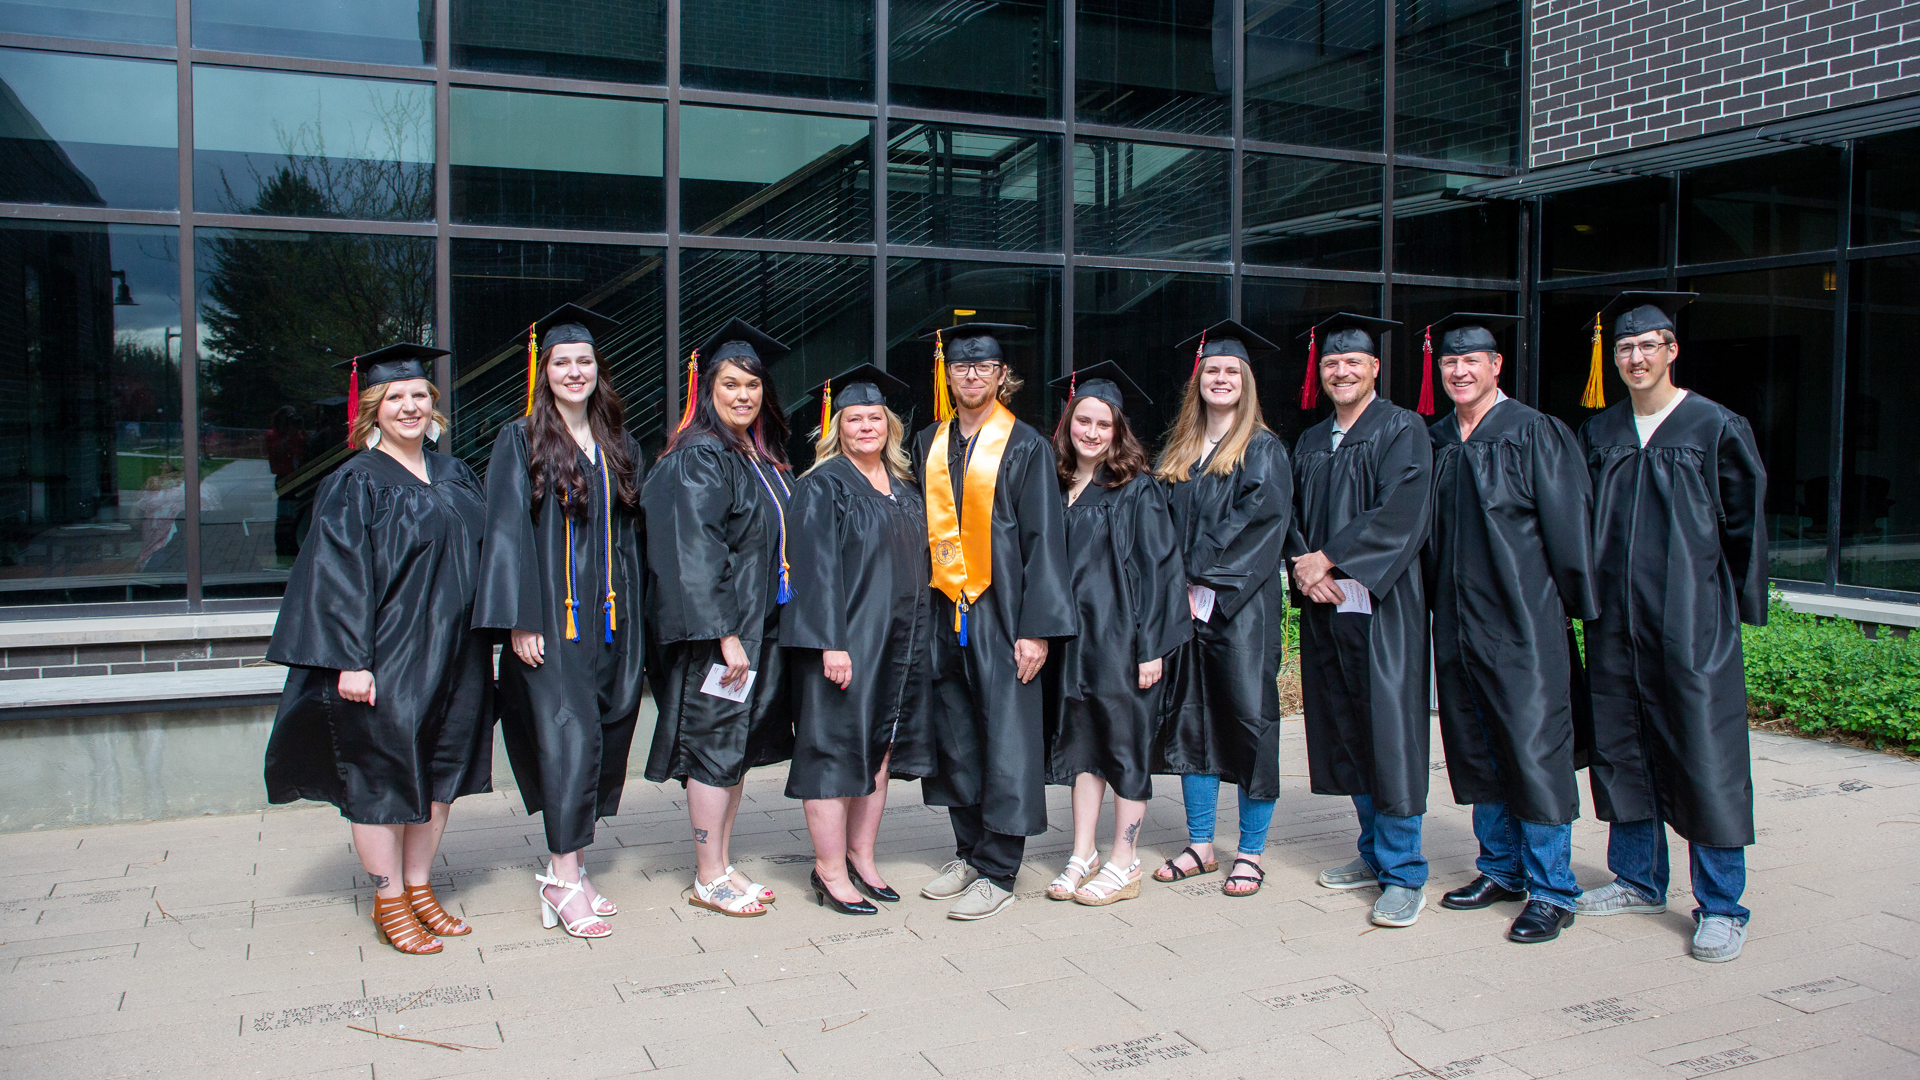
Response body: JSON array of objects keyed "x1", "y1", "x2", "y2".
[
  {"x1": 1189, "y1": 585, "x2": 1216, "y2": 623},
  {"x1": 699, "y1": 663, "x2": 757, "y2": 702},
  {"x1": 1335, "y1": 578, "x2": 1373, "y2": 615}
]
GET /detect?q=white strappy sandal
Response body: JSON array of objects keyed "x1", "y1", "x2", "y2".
[
  {"x1": 1074, "y1": 859, "x2": 1142, "y2": 907},
  {"x1": 692, "y1": 871, "x2": 767, "y2": 917},
  {"x1": 577, "y1": 867, "x2": 617, "y2": 917},
  {"x1": 1047, "y1": 854, "x2": 1098, "y2": 901},
  {"x1": 536, "y1": 871, "x2": 613, "y2": 938},
  {"x1": 727, "y1": 864, "x2": 775, "y2": 904}
]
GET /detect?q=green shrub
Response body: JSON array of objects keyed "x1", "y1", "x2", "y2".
[{"x1": 1742, "y1": 592, "x2": 1920, "y2": 751}]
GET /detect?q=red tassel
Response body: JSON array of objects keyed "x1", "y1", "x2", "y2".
[
  {"x1": 1068, "y1": 369, "x2": 1077, "y2": 398},
  {"x1": 675, "y1": 351, "x2": 700, "y2": 432},
  {"x1": 1191, "y1": 330, "x2": 1207, "y2": 381},
  {"x1": 347, "y1": 358, "x2": 360, "y2": 430},
  {"x1": 1417, "y1": 324, "x2": 1436, "y2": 416},
  {"x1": 1300, "y1": 328, "x2": 1320, "y2": 410}
]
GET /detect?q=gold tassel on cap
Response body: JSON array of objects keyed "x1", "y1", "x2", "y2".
[
  {"x1": 932, "y1": 329, "x2": 953, "y2": 423},
  {"x1": 523, "y1": 323, "x2": 538, "y2": 415},
  {"x1": 1580, "y1": 312, "x2": 1607, "y2": 409}
]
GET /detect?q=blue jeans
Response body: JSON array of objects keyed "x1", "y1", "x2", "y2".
[
  {"x1": 1606, "y1": 817, "x2": 1749, "y2": 921},
  {"x1": 1181, "y1": 775, "x2": 1276, "y2": 855},
  {"x1": 1473, "y1": 803, "x2": 1579, "y2": 910},
  {"x1": 1353, "y1": 794, "x2": 1427, "y2": 889}
]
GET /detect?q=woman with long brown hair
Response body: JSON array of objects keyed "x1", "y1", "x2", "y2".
[
  {"x1": 1039, "y1": 362, "x2": 1189, "y2": 907},
  {"x1": 1150, "y1": 320, "x2": 1293, "y2": 898},
  {"x1": 642, "y1": 319, "x2": 797, "y2": 918},
  {"x1": 474, "y1": 304, "x2": 647, "y2": 940}
]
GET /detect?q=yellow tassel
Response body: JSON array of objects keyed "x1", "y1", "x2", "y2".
[
  {"x1": 564, "y1": 599, "x2": 577, "y2": 641},
  {"x1": 605, "y1": 591, "x2": 617, "y2": 634},
  {"x1": 820, "y1": 379, "x2": 831, "y2": 437},
  {"x1": 524, "y1": 323, "x2": 539, "y2": 416},
  {"x1": 932, "y1": 329, "x2": 953, "y2": 423},
  {"x1": 1580, "y1": 312, "x2": 1607, "y2": 409}
]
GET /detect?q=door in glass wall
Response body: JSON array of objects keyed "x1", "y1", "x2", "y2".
[
  {"x1": 1076, "y1": 0, "x2": 1230, "y2": 135},
  {"x1": 193, "y1": 0, "x2": 433, "y2": 66},
  {"x1": 1393, "y1": 0, "x2": 1522, "y2": 167},
  {"x1": 886, "y1": 259, "x2": 1062, "y2": 432},
  {"x1": 450, "y1": 0, "x2": 666, "y2": 84},
  {"x1": 0, "y1": 50, "x2": 178, "y2": 211},
  {"x1": 451, "y1": 89, "x2": 664, "y2": 232},
  {"x1": 1072, "y1": 269, "x2": 1229, "y2": 448},
  {"x1": 1245, "y1": 0, "x2": 1384, "y2": 151},
  {"x1": 890, "y1": 0, "x2": 1062, "y2": 118},
  {"x1": 887, "y1": 123, "x2": 1063, "y2": 252},
  {"x1": 1842, "y1": 257, "x2": 1920, "y2": 593},
  {"x1": 1241, "y1": 277, "x2": 1379, "y2": 445},
  {"x1": 682, "y1": 0, "x2": 873, "y2": 101}
]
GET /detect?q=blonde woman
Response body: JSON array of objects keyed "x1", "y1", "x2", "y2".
[
  {"x1": 782, "y1": 365, "x2": 935, "y2": 915},
  {"x1": 265, "y1": 343, "x2": 493, "y2": 955},
  {"x1": 1150, "y1": 320, "x2": 1293, "y2": 898}
]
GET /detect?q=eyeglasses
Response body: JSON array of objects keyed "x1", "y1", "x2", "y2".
[
  {"x1": 1614, "y1": 340, "x2": 1671, "y2": 359},
  {"x1": 948, "y1": 361, "x2": 1004, "y2": 377}
]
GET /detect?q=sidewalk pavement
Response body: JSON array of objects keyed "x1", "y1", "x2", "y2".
[{"x1": 3, "y1": 720, "x2": 1916, "y2": 1080}]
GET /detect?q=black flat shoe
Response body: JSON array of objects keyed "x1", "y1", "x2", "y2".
[
  {"x1": 1441, "y1": 874, "x2": 1529, "y2": 910},
  {"x1": 847, "y1": 859, "x2": 899, "y2": 903},
  {"x1": 811, "y1": 870, "x2": 877, "y2": 915},
  {"x1": 1508, "y1": 899, "x2": 1575, "y2": 943}
]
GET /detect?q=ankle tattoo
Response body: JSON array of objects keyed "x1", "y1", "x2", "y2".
[
  {"x1": 693, "y1": 828, "x2": 710, "y2": 844},
  {"x1": 369, "y1": 873, "x2": 390, "y2": 889}
]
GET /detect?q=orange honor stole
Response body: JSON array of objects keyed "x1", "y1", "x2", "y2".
[{"x1": 925, "y1": 402, "x2": 1016, "y2": 646}]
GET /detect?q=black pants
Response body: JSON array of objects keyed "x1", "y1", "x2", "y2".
[{"x1": 949, "y1": 804, "x2": 1024, "y2": 889}]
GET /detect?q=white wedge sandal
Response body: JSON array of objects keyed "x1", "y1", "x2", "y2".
[{"x1": 1047, "y1": 854, "x2": 1097, "y2": 901}]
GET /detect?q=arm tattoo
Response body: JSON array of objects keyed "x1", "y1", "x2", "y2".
[
  {"x1": 369, "y1": 873, "x2": 390, "y2": 889},
  {"x1": 1123, "y1": 821, "x2": 1140, "y2": 844},
  {"x1": 693, "y1": 828, "x2": 710, "y2": 844}
]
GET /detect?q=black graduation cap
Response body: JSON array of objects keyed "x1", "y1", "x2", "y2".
[
  {"x1": 1049, "y1": 360, "x2": 1151, "y2": 417},
  {"x1": 696, "y1": 318, "x2": 790, "y2": 368},
  {"x1": 1174, "y1": 318, "x2": 1278, "y2": 364},
  {"x1": 1599, "y1": 291, "x2": 1696, "y2": 340},
  {"x1": 1297, "y1": 313, "x2": 1400, "y2": 409},
  {"x1": 920, "y1": 322, "x2": 1030, "y2": 364},
  {"x1": 534, "y1": 303, "x2": 619, "y2": 353},
  {"x1": 333, "y1": 342, "x2": 447, "y2": 386},
  {"x1": 1428, "y1": 312, "x2": 1522, "y2": 357},
  {"x1": 790, "y1": 362, "x2": 910, "y2": 430}
]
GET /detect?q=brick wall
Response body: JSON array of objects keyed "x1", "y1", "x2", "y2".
[
  {"x1": 1530, "y1": 0, "x2": 1920, "y2": 168},
  {"x1": 0, "y1": 638, "x2": 273, "y2": 680}
]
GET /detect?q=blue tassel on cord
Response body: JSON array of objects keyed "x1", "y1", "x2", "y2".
[
  {"x1": 603, "y1": 599, "x2": 615, "y2": 643},
  {"x1": 776, "y1": 569, "x2": 792, "y2": 605},
  {"x1": 958, "y1": 608, "x2": 969, "y2": 647}
]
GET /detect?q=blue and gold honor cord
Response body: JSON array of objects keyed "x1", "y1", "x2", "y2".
[
  {"x1": 747, "y1": 457, "x2": 794, "y2": 605},
  {"x1": 561, "y1": 448, "x2": 620, "y2": 642}
]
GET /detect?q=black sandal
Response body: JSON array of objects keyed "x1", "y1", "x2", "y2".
[
  {"x1": 1224, "y1": 858, "x2": 1265, "y2": 897},
  {"x1": 1153, "y1": 846, "x2": 1219, "y2": 882}
]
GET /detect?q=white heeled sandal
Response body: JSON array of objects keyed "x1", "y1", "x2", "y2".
[
  {"x1": 577, "y1": 867, "x2": 617, "y2": 917},
  {"x1": 537, "y1": 872, "x2": 612, "y2": 938},
  {"x1": 1047, "y1": 854, "x2": 1097, "y2": 901},
  {"x1": 691, "y1": 871, "x2": 766, "y2": 917}
]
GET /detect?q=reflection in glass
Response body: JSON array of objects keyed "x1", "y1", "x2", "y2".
[
  {"x1": 1855, "y1": 130, "x2": 1920, "y2": 248},
  {"x1": 1241, "y1": 277, "x2": 1378, "y2": 444},
  {"x1": 451, "y1": 0, "x2": 665, "y2": 84},
  {"x1": 0, "y1": 50, "x2": 177, "y2": 211},
  {"x1": 0, "y1": 223, "x2": 184, "y2": 606},
  {"x1": 194, "y1": 68, "x2": 434, "y2": 222},
  {"x1": 887, "y1": 259, "x2": 1062, "y2": 431},
  {"x1": 194, "y1": 229, "x2": 434, "y2": 598},
  {"x1": 1394, "y1": 0, "x2": 1522, "y2": 166},
  {"x1": 1074, "y1": 137, "x2": 1230, "y2": 260},
  {"x1": 1683, "y1": 147, "x2": 1840, "y2": 264},
  {"x1": 681, "y1": 108, "x2": 872, "y2": 243},
  {"x1": 1389, "y1": 285, "x2": 1516, "y2": 420},
  {"x1": 193, "y1": 0, "x2": 432, "y2": 67},
  {"x1": 1542, "y1": 178, "x2": 1668, "y2": 278},
  {"x1": 451, "y1": 89, "x2": 663, "y2": 232},
  {"x1": 887, "y1": 123, "x2": 1062, "y2": 253},
  {"x1": 682, "y1": 0, "x2": 873, "y2": 101},
  {"x1": 1073, "y1": 270, "x2": 1229, "y2": 443},
  {"x1": 1077, "y1": 0, "x2": 1229, "y2": 135},
  {"x1": 1393, "y1": 168, "x2": 1516, "y2": 278},
  {"x1": 1843, "y1": 257, "x2": 1920, "y2": 591},
  {"x1": 891, "y1": 0, "x2": 1061, "y2": 118},
  {"x1": 1242, "y1": 152, "x2": 1380, "y2": 270},
  {"x1": 1246, "y1": 0, "x2": 1383, "y2": 150},
  {"x1": 0, "y1": 0, "x2": 173, "y2": 46}
]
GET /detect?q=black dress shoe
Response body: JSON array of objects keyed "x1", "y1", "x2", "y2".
[
  {"x1": 1508, "y1": 899, "x2": 1575, "y2": 943},
  {"x1": 1441, "y1": 874, "x2": 1529, "y2": 910},
  {"x1": 847, "y1": 859, "x2": 899, "y2": 902},
  {"x1": 811, "y1": 870, "x2": 877, "y2": 915}
]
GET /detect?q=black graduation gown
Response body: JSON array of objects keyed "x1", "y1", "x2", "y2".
[
  {"x1": 1426, "y1": 398, "x2": 1599, "y2": 826},
  {"x1": 1154, "y1": 431, "x2": 1293, "y2": 800},
  {"x1": 913, "y1": 418, "x2": 1076, "y2": 838},
  {"x1": 1579, "y1": 392, "x2": 1768, "y2": 848},
  {"x1": 265, "y1": 449, "x2": 494, "y2": 824},
  {"x1": 1290, "y1": 397, "x2": 1434, "y2": 818},
  {"x1": 642, "y1": 434, "x2": 795, "y2": 788},
  {"x1": 782, "y1": 455, "x2": 936, "y2": 799},
  {"x1": 473, "y1": 420, "x2": 648, "y2": 855},
  {"x1": 1046, "y1": 469, "x2": 1191, "y2": 802}
]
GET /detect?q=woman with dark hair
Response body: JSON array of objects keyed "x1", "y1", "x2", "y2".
[
  {"x1": 266, "y1": 343, "x2": 493, "y2": 956},
  {"x1": 1040, "y1": 363, "x2": 1190, "y2": 907},
  {"x1": 1150, "y1": 320, "x2": 1293, "y2": 898},
  {"x1": 474, "y1": 304, "x2": 647, "y2": 940},
  {"x1": 642, "y1": 318, "x2": 797, "y2": 918}
]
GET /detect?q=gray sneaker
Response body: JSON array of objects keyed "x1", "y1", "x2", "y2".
[
  {"x1": 921, "y1": 859, "x2": 979, "y2": 901},
  {"x1": 947, "y1": 878, "x2": 1015, "y2": 921},
  {"x1": 1318, "y1": 856, "x2": 1379, "y2": 891},
  {"x1": 1692, "y1": 914, "x2": 1748, "y2": 963},
  {"x1": 1371, "y1": 885, "x2": 1426, "y2": 927},
  {"x1": 1575, "y1": 880, "x2": 1667, "y2": 917}
]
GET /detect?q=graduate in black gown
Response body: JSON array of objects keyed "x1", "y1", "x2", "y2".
[
  {"x1": 266, "y1": 344, "x2": 492, "y2": 956},
  {"x1": 1148, "y1": 322, "x2": 1292, "y2": 900},
  {"x1": 1288, "y1": 312, "x2": 1436, "y2": 929},
  {"x1": 1040, "y1": 363, "x2": 1189, "y2": 907},
  {"x1": 474, "y1": 304, "x2": 646, "y2": 940},
  {"x1": 782, "y1": 364, "x2": 936, "y2": 915},
  {"x1": 643, "y1": 319, "x2": 796, "y2": 918},
  {"x1": 1420, "y1": 313, "x2": 1600, "y2": 946},
  {"x1": 912, "y1": 322, "x2": 1076, "y2": 921},
  {"x1": 1573, "y1": 292, "x2": 1769, "y2": 964}
]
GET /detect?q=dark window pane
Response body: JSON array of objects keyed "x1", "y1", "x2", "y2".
[
  {"x1": 1843, "y1": 257, "x2": 1920, "y2": 592},
  {"x1": 1682, "y1": 147, "x2": 1840, "y2": 265},
  {"x1": 1394, "y1": 0, "x2": 1521, "y2": 167},
  {"x1": 887, "y1": 122, "x2": 1062, "y2": 253},
  {"x1": 193, "y1": 68, "x2": 434, "y2": 222},
  {"x1": 194, "y1": 228, "x2": 434, "y2": 599},
  {"x1": 0, "y1": 222, "x2": 185, "y2": 607},
  {"x1": 887, "y1": 259, "x2": 1062, "y2": 432},
  {"x1": 891, "y1": 0, "x2": 1061, "y2": 118},
  {"x1": 1076, "y1": 0, "x2": 1229, "y2": 135},
  {"x1": 193, "y1": 0, "x2": 432, "y2": 66},
  {"x1": 1541, "y1": 178, "x2": 1668, "y2": 278},
  {"x1": 451, "y1": 0, "x2": 665, "y2": 84},
  {"x1": 1537, "y1": 278, "x2": 1659, "y2": 427},
  {"x1": 1242, "y1": 152, "x2": 1380, "y2": 271},
  {"x1": 1855, "y1": 129, "x2": 1920, "y2": 248},
  {"x1": 1074, "y1": 137, "x2": 1229, "y2": 260},
  {"x1": 1072, "y1": 269, "x2": 1229, "y2": 444},
  {"x1": 0, "y1": 50, "x2": 177, "y2": 211},
  {"x1": 1393, "y1": 167, "x2": 1515, "y2": 278},
  {"x1": 1388, "y1": 284, "x2": 1517, "y2": 420},
  {"x1": 1241, "y1": 277, "x2": 1379, "y2": 445},
  {"x1": 681, "y1": 107, "x2": 872, "y2": 244},
  {"x1": 0, "y1": 0, "x2": 173, "y2": 46},
  {"x1": 1246, "y1": 0, "x2": 1383, "y2": 151},
  {"x1": 682, "y1": 0, "x2": 872, "y2": 101},
  {"x1": 451, "y1": 89, "x2": 663, "y2": 232}
]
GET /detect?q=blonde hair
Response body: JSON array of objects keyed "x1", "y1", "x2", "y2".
[
  {"x1": 804, "y1": 404, "x2": 913, "y2": 481},
  {"x1": 1154, "y1": 356, "x2": 1269, "y2": 482},
  {"x1": 348, "y1": 380, "x2": 449, "y2": 450}
]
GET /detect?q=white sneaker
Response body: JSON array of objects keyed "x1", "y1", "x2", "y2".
[
  {"x1": 921, "y1": 859, "x2": 979, "y2": 900},
  {"x1": 947, "y1": 878, "x2": 1015, "y2": 921}
]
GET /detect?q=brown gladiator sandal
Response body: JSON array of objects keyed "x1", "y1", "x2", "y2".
[
  {"x1": 372, "y1": 893, "x2": 444, "y2": 954},
  {"x1": 404, "y1": 883, "x2": 471, "y2": 936}
]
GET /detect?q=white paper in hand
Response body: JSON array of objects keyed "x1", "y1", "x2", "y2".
[
  {"x1": 1335, "y1": 579, "x2": 1373, "y2": 614},
  {"x1": 1189, "y1": 585, "x2": 1217, "y2": 623},
  {"x1": 699, "y1": 663, "x2": 757, "y2": 702}
]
